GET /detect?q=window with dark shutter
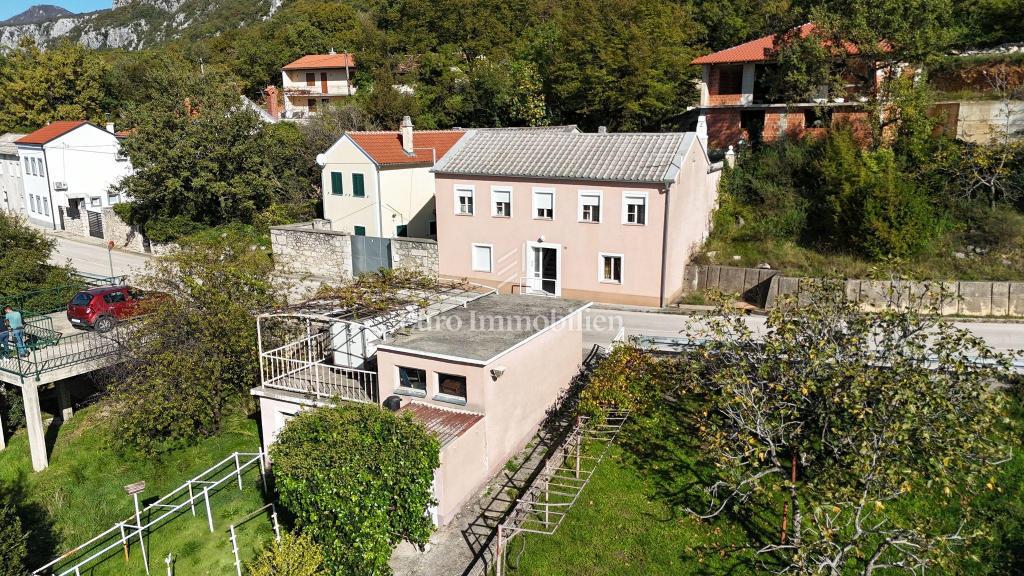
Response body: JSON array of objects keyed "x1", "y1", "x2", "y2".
[
  {"x1": 352, "y1": 173, "x2": 365, "y2": 197},
  {"x1": 717, "y1": 65, "x2": 744, "y2": 95},
  {"x1": 331, "y1": 172, "x2": 343, "y2": 195}
]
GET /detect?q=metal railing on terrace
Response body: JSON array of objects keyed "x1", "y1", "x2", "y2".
[
  {"x1": 0, "y1": 321, "x2": 127, "y2": 381},
  {"x1": 260, "y1": 329, "x2": 379, "y2": 404},
  {"x1": 1, "y1": 272, "x2": 125, "y2": 319}
]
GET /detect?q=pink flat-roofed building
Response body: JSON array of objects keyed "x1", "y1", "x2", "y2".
[
  {"x1": 432, "y1": 130, "x2": 721, "y2": 307},
  {"x1": 376, "y1": 294, "x2": 589, "y2": 525}
]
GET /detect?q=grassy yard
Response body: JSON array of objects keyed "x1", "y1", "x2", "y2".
[
  {"x1": 0, "y1": 404, "x2": 274, "y2": 575},
  {"x1": 507, "y1": 445, "x2": 757, "y2": 576},
  {"x1": 508, "y1": 396, "x2": 1024, "y2": 576}
]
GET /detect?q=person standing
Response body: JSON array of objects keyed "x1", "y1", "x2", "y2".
[{"x1": 2, "y1": 305, "x2": 27, "y2": 358}]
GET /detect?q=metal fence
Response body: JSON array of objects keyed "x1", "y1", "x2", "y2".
[
  {"x1": 0, "y1": 273, "x2": 126, "y2": 319},
  {"x1": 32, "y1": 450, "x2": 265, "y2": 576},
  {"x1": 495, "y1": 408, "x2": 629, "y2": 576},
  {"x1": 260, "y1": 329, "x2": 380, "y2": 403},
  {"x1": 0, "y1": 322, "x2": 128, "y2": 380}
]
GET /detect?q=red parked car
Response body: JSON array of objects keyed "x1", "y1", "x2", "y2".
[{"x1": 67, "y1": 285, "x2": 149, "y2": 332}]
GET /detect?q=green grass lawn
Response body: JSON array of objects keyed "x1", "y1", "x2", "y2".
[
  {"x1": 507, "y1": 445, "x2": 756, "y2": 576},
  {"x1": 0, "y1": 404, "x2": 274, "y2": 575}
]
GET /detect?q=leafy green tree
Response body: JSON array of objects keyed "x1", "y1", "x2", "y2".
[
  {"x1": 0, "y1": 39, "x2": 108, "y2": 133},
  {"x1": 585, "y1": 280, "x2": 1014, "y2": 574},
  {"x1": 114, "y1": 64, "x2": 282, "y2": 241},
  {"x1": 692, "y1": 0, "x2": 808, "y2": 51},
  {"x1": 0, "y1": 502, "x2": 26, "y2": 576},
  {"x1": 106, "y1": 225, "x2": 279, "y2": 453},
  {"x1": 272, "y1": 403, "x2": 440, "y2": 576},
  {"x1": 246, "y1": 532, "x2": 324, "y2": 576},
  {"x1": 533, "y1": 0, "x2": 701, "y2": 131}
]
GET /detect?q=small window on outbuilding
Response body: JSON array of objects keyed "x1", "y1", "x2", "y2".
[
  {"x1": 437, "y1": 373, "x2": 467, "y2": 403},
  {"x1": 396, "y1": 225, "x2": 408, "y2": 237},
  {"x1": 398, "y1": 366, "x2": 427, "y2": 393},
  {"x1": 354, "y1": 226, "x2": 365, "y2": 236}
]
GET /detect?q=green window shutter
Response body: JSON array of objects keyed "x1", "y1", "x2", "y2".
[
  {"x1": 331, "y1": 172, "x2": 343, "y2": 195},
  {"x1": 354, "y1": 226, "x2": 366, "y2": 236},
  {"x1": 352, "y1": 173, "x2": 365, "y2": 197}
]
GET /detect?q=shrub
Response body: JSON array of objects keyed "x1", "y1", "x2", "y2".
[
  {"x1": 0, "y1": 502, "x2": 27, "y2": 576},
  {"x1": 105, "y1": 225, "x2": 279, "y2": 453},
  {"x1": 271, "y1": 404, "x2": 440, "y2": 576},
  {"x1": 246, "y1": 532, "x2": 323, "y2": 576}
]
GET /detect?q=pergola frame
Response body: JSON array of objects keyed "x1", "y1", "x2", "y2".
[{"x1": 255, "y1": 280, "x2": 497, "y2": 403}]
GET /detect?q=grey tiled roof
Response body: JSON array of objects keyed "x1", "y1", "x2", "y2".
[
  {"x1": 0, "y1": 133, "x2": 26, "y2": 156},
  {"x1": 433, "y1": 130, "x2": 696, "y2": 184}
]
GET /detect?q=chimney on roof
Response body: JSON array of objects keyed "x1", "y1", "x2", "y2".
[
  {"x1": 265, "y1": 86, "x2": 280, "y2": 119},
  {"x1": 329, "y1": 47, "x2": 336, "y2": 55},
  {"x1": 598, "y1": 126, "x2": 608, "y2": 134},
  {"x1": 106, "y1": 121, "x2": 116, "y2": 134},
  {"x1": 400, "y1": 115, "x2": 414, "y2": 155}
]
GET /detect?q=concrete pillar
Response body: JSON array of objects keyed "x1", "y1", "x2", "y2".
[
  {"x1": 58, "y1": 382, "x2": 73, "y2": 421},
  {"x1": 22, "y1": 383, "x2": 48, "y2": 472}
]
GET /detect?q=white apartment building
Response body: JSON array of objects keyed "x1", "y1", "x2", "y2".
[{"x1": 16, "y1": 121, "x2": 133, "y2": 232}]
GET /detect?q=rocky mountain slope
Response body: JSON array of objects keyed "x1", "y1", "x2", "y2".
[
  {"x1": 1, "y1": 4, "x2": 73, "y2": 26},
  {"x1": 0, "y1": 0, "x2": 278, "y2": 50}
]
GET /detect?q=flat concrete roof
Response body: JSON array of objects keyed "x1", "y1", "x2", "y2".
[{"x1": 378, "y1": 294, "x2": 590, "y2": 365}]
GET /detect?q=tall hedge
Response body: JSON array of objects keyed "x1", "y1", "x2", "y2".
[{"x1": 271, "y1": 404, "x2": 440, "y2": 576}]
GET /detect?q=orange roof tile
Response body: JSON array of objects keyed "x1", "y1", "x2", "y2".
[
  {"x1": 692, "y1": 24, "x2": 818, "y2": 65},
  {"x1": 283, "y1": 53, "x2": 356, "y2": 70},
  {"x1": 348, "y1": 130, "x2": 465, "y2": 167},
  {"x1": 16, "y1": 121, "x2": 88, "y2": 145}
]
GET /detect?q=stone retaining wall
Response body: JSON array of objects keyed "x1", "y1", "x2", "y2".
[
  {"x1": 270, "y1": 220, "x2": 352, "y2": 282},
  {"x1": 392, "y1": 237, "x2": 439, "y2": 276},
  {"x1": 685, "y1": 264, "x2": 1024, "y2": 317}
]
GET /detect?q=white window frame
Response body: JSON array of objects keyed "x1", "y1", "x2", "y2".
[
  {"x1": 532, "y1": 187, "x2": 555, "y2": 220},
  {"x1": 598, "y1": 252, "x2": 624, "y2": 284},
  {"x1": 490, "y1": 186, "x2": 512, "y2": 218},
  {"x1": 37, "y1": 159, "x2": 45, "y2": 179},
  {"x1": 622, "y1": 191, "x2": 649, "y2": 226},
  {"x1": 454, "y1": 185, "x2": 475, "y2": 215},
  {"x1": 471, "y1": 243, "x2": 493, "y2": 273},
  {"x1": 90, "y1": 197, "x2": 102, "y2": 208},
  {"x1": 578, "y1": 190, "x2": 603, "y2": 223},
  {"x1": 24, "y1": 158, "x2": 30, "y2": 176}
]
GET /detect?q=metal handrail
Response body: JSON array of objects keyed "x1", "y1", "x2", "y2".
[
  {"x1": 0, "y1": 323, "x2": 129, "y2": 379},
  {"x1": 32, "y1": 450, "x2": 265, "y2": 576}
]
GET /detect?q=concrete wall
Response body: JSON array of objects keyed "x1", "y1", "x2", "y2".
[
  {"x1": 954, "y1": 100, "x2": 1024, "y2": 143},
  {"x1": 270, "y1": 220, "x2": 353, "y2": 282},
  {"x1": 683, "y1": 264, "x2": 780, "y2": 305},
  {"x1": 391, "y1": 236, "x2": 438, "y2": 276},
  {"x1": 687, "y1": 264, "x2": 1024, "y2": 317}
]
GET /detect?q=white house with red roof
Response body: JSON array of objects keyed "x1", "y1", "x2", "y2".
[
  {"x1": 315, "y1": 117, "x2": 464, "y2": 239},
  {"x1": 281, "y1": 51, "x2": 357, "y2": 119},
  {"x1": 15, "y1": 121, "x2": 132, "y2": 231},
  {"x1": 689, "y1": 23, "x2": 880, "y2": 150}
]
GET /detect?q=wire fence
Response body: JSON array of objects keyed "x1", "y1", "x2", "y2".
[{"x1": 32, "y1": 450, "x2": 266, "y2": 576}]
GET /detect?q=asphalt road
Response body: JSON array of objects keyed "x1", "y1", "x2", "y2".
[
  {"x1": 47, "y1": 234, "x2": 152, "y2": 279},
  {"x1": 41, "y1": 235, "x2": 1024, "y2": 355},
  {"x1": 584, "y1": 307, "x2": 1024, "y2": 353}
]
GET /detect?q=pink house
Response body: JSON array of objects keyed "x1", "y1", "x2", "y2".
[
  {"x1": 376, "y1": 294, "x2": 588, "y2": 525},
  {"x1": 432, "y1": 130, "x2": 721, "y2": 307}
]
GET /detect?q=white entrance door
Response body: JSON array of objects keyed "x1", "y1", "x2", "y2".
[{"x1": 525, "y1": 242, "x2": 560, "y2": 296}]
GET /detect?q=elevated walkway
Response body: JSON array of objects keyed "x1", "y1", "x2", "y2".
[{"x1": 0, "y1": 275, "x2": 131, "y2": 472}]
